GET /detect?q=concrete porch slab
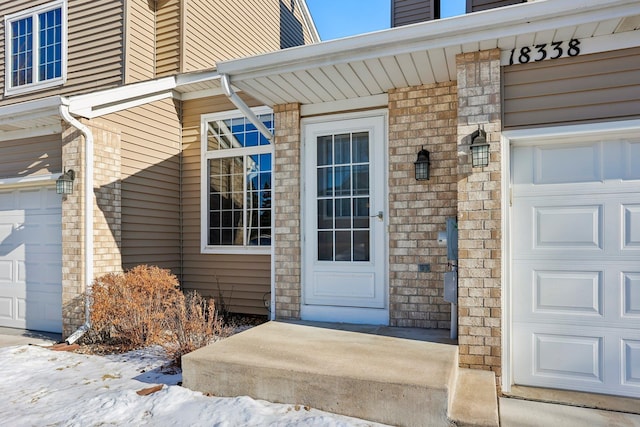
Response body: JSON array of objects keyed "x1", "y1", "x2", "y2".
[{"x1": 183, "y1": 321, "x2": 496, "y2": 426}]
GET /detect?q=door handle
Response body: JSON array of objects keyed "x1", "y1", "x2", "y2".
[{"x1": 370, "y1": 211, "x2": 383, "y2": 221}]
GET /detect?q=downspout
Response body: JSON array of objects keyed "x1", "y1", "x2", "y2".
[
  {"x1": 220, "y1": 74, "x2": 273, "y2": 141},
  {"x1": 220, "y1": 73, "x2": 276, "y2": 319},
  {"x1": 59, "y1": 102, "x2": 94, "y2": 344}
]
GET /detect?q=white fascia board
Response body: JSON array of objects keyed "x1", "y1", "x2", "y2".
[
  {"x1": 218, "y1": 0, "x2": 640, "y2": 80},
  {"x1": 296, "y1": 0, "x2": 321, "y2": 43},
  {"x1": 69, "y1": 76, "x2": 177, "y2": 118},
  {"x1": 0, "y1": 96, "x2": 64, "y2": 118}
]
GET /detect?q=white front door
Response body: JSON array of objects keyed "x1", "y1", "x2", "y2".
[
  {"x1": 301, "y1": 112, "x2": 387, "y2": 324},
  {"x1": 0, "y1": 186, "x2": 62, "y2": 333},
  {"x1": 511, "y1": 131, "x2": 640, "y2": 398}
]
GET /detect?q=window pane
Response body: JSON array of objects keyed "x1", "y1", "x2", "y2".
[
  {"x1": 335, "y1": 198, "x2": 351, "y2": 229},
  {"x1": 317, "y1": 135, "x2": 332, "y2": 166},
  {"x1": 317, "y1": 167, "x2": 333, "y2": 197},
  {"x1": 317, "y1": 199, "x2": 333, "y2": 229},
  {"x1": 334, "y1": 134, "x2": 351, "y2": 165},
  {"x1": 334, "y1": 166, "x2": 351, "y2": 197},
  {"x1": 353, "y1": 231, "x2": 370, "y2": 262},
  {"x1": 318, "y1": 231, "x2": 333, "y2": 261},
  {"x1": 353, "y1": 198, "x2": 370, "y2": 229},
  {"x1": 352, "y1": 132, "x2": 369, "y2": 163},
  {"x1": 11, "y1": 17, "x2": 33, "y2": 87},
  {"x1": 352, "y1": 165, "x2": 369, "y2": 195},
  {"x1": 335, "y1": 231, "x2": 351, "y2": 261}
]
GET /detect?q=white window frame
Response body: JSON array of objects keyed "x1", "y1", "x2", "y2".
[
  {"x1": 4, "y1": 0, "x2": 68, "y2": 96},
  {"x1": 200, "y1": 107, "x2": 274, "y2": 255}
]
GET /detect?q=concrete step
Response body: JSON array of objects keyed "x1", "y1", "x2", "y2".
[
  {"x1": 448, "y1": 367, "x2": 499, "y2": 427},
  {"x1": 182, "y1": 321, "x2": 459, "y2": 427}
]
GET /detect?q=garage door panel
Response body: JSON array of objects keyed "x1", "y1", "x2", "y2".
[
  {"x1": 623, "y1": 273, "x2": 640, "y2": 318},
  {"x1": 0, "y1": 260, "x2": 12, "y2": 282},
  {"x1": 515, "y1": 323, "x2": 640, "y2": 397},
  {"x1": 623, "y1": 340, "x2": 640, "y2": 387},
  {"x1": 623, "y1": 204, "x2": 640, "y2": 249},
  {"x1": 534, "y1": 270, "x2": 602, "y2": 315},
  {"x1": 535, "y1": 205, "x2": 602, "y2": 249},
  {"x1": 0, "y1": 296, "x2": 13, "y2": 320}
]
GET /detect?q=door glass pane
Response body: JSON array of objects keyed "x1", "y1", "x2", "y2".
[
  {"x1": 317, "y1": 135, "x2": 333, "y2": 166},
  {"x1": 354, "y1": 230, "x2": 370, "y2": 262},
  {"x1": 316, "y1": 131, "x2": 371, "y2": 262},
  {"x1": 335, "y1": 231, "x2": 351, "y2": 261}
]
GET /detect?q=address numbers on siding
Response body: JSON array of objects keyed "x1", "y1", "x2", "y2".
[{"x1": 506, "y1": 39, "x2": 581, "y2": 65}]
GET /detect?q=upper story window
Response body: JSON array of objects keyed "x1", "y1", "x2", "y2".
[
  {"x1": 201, "y1": 108, "x2": 274, "y2": 254},
  {"x1": 4, "y1": 0, "x2": 67, "y2": 95}
]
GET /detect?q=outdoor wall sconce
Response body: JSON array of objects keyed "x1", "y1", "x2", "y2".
[
  {"x1": 470, "y1": 126, "x2": 490, "y2": 168},
  {"x1": 414, "y1": 146, "x2": 430, "y2": 180},
  {"x1": 56, "y1": 169, "x2": 75, "y2": 195}
]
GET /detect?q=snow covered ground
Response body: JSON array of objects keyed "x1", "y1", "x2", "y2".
[{"x1": 0, "y1": 344, "x2": 387, "y2": 426}]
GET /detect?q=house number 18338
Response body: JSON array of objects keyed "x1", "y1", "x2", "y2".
[{"x1": 508, "y1": 39, "x2": 581, "y2": 65}]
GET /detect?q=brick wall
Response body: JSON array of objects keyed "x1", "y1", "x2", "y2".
[
  {"x1": 456, "y1": 49, "x2": 503, "y2": 382},
  {"x1": 273, "y1": 103, "x2": 302, "y2": 319},
  {"x1": 388, "y1": 82, "x2": 458, "y2": 328},
  {"x1": 61, "y1": 120, "x2": 122, "y2": 337}
]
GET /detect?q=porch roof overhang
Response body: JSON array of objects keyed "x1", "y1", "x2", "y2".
[
  {"x1": 0, "y1": 96, "x2": 65, "y2": 141},
  {"x1": 216, "y1": 0, "x2": 640, "y2": 107}
]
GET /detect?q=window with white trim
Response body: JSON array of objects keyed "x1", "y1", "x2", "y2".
[
  {"x1": 4, "y1": 0, "x2": 66, "y2": 94},
  {"x1": 201, "y1": 108, "x2": 274, "y2": 253}
]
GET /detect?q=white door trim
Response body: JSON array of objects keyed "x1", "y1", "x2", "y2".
[
  {"x1": 300, "y1": 109, "x2": 389, "y2": 324},
  {"x1": 502, "y1": 119, "x2": 640, "y2": 395}
]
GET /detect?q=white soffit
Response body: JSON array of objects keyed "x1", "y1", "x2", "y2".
[
  {"x1": 217, "y1": 0, "x2": 640, "y2": 106},
  {"x1": 0, "y1": 96, "x2": 63, "y2": 141}
]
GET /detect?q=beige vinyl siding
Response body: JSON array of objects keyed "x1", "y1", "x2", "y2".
[
  {"x1": 156, "y1": 0, "x2": 181, "y2": 77},
  {"x1": 466, "y1": 0, "x2": 525, "y2": 13},
  {"x1": 98, "y1": 98, "x2": 181, "y2": 273},
  {"x1": 0, "y1": 0, "x2": 125, "y2": 106},
  {"x1": 125, "y1": 0, "x2": 156, "y2": 83},
  {"x1": 183, "y1": 0, "x2": 282, "y2": 71},
  {"x1": 392, "y1": 0, "x2": 437, "y2": 27},
  {"x1": 181, "y1": 95, "x2": 270, "y2": 316},
  {"x1": 0, "y1": 134, "x2": 62, "y2": 178},
  {"x1": 503, "y1": 47, "x2": 640, "y2": 129}
]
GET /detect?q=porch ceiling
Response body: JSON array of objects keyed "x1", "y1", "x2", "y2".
[
  {"x1": 217, "y1": 0, "x2": 640, "y2": 107},
  {"x1": 0, "y1": 97, "x2": 63, "y2": 141}
]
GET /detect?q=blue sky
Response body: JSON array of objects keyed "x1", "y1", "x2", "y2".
[{"x1": 306, "y1": 0, "x2": 467, "y2": 41}]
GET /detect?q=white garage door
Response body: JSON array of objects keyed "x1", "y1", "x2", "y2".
[
  {"x1": 511, "y1": 133, "x2": 640, "y2": 398},
  {"x1": 0, "y1": 186, "x2": 62, "y2": 333}
]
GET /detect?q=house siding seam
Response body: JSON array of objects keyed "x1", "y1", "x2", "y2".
[
  {"x1": 456, "y1": 49, "x2": 503, "y2": 383},
  {"x1": 387, "y1": 82, "x2": 458, "y2": 328},
  {"x1": 273, "y1": 103, "x2": 302, "y2": 320}
]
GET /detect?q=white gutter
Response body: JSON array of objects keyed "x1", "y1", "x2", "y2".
[
  {"x1": 59, "y1": 102, "x2": 94, "y2": 344},
  {"x1": 220, "y1": 74, "x2": 274, "y2": 141}
]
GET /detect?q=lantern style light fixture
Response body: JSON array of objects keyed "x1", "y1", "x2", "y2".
[
  {"x1": 414, "y1": 146, "x2": 430, "y2": 180},
  {"x1": 470, "y1": 126, "x2": 490, "y2": 168},
  {"x1": 56, "y1": 169, "x2": 75, "y2": 195}
]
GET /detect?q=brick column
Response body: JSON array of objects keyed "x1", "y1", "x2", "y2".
[
  {"x1": 61, "y1": 120, "x2": 122, "y2": 338},
  {"x1": 456, "y1": 49, "x2": 502, "y2": 383},
  {"x1": 388, "y1": 82, "x2": 458, "y2": 328},
  {"x1": 273, "y1": 103, "x2": 302, "y2": 319}
]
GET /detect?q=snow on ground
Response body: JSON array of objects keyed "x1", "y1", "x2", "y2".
[{"x1": 0, "y1": 344, "x2": 388, "y2": 427}]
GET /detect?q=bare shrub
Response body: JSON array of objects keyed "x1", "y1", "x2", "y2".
[
  {"x1": 163, "y1": 291, "x2": 233, "y2": 366},
  {"x1": 87, "y1": 265, "x2": 181, "y2": 349}
]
